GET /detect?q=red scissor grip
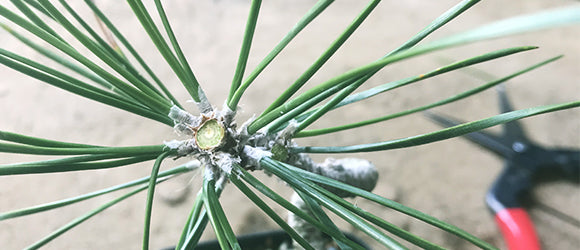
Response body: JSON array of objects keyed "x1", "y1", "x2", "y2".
[{"x1": 495, "y1": 208, "x2": 540, "y2": 250}]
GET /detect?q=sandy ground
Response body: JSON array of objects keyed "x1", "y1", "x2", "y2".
[{"x1": 1, "y1": 1, "x2": 579, "y2": 249}]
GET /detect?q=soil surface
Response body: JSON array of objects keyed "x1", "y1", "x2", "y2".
[{"x1": 1, "y1": 1, "x2": 579, "y2": 249}]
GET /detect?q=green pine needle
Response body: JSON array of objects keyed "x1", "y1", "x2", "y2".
[{"x1": 293, "y1": 101, "x2": 580, "y2": 153}]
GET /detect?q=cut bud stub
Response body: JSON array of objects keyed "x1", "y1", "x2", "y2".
[
  {"x1": 271, "y1": 143, "x2": 289, "y2": 162},
  {"x1": 195, "y1": 119, "x2": 226, "y2": 150}
]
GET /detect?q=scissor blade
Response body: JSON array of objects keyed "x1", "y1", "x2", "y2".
[
  {"x1": 424, "y1": 111, "x2": 514, "y2": 158},
  {"x1": 497, "y1": 85, "x2": 530, "y2": 144}
]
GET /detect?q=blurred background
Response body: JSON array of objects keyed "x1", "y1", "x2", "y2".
[{"x1": 0, "y1": 0, "x2": 578, "y2": 249}]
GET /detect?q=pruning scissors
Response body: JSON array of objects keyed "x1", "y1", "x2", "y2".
[{"x1": 426, "y1": 85, "x2": 580, "y2": 250}]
